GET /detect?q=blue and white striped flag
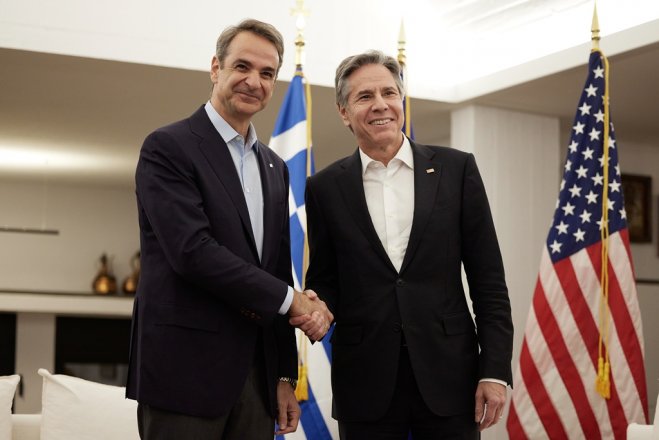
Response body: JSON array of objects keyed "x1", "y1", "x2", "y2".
[{"x1": 270, "y1": 70, "x2": 338, "y2": 440}]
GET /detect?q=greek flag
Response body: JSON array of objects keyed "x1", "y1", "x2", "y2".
[{"x1": 270, "y1": 70, "x2": 338, "y2": 440}]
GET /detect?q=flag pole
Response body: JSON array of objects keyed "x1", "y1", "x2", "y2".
[
  {"x1": 591, "y1": 0, "x2": 612, "y2": 399},
  {"x1": 290, "y1": 0, "x2": 311, "y2": 402},
  {"x1": 397, "y1": 20, "x2": 412, "y2": 138}
]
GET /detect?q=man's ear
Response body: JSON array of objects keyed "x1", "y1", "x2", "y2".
[
  {"x1": 337, "y1": 104, "x2": 351, "y2": 128},
  {"x1": 210, "y1": 56, "x2": 220, "y2": 83}
]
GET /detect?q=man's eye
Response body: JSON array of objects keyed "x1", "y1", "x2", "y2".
[
  {"x1": 234, "y1": 64, "x2": 248, "y2": 71},
  {"x1": 261, "y1": 72, "x2": 274, "y2": 79}
]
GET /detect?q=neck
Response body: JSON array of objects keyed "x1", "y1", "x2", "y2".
[
  {"x1": 361, "y1": 135, "x2": 404, "y2": 167},
  {"x1": 210, "y1": 98, "x2": 250, "y2": 138}
]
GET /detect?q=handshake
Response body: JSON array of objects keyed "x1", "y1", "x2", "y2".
[{"x1": 288, "y1": 290, "x2": 334, "y2": 341}]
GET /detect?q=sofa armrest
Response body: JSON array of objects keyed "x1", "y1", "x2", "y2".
[{"x1": 11, "y1": 414, "x2": 41, "y2": 440}]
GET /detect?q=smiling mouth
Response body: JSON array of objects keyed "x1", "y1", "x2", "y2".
[
  {"x1": 369, "y1": 118, "x2": 393, "y2": 125},
  {"x1": 235, "y1": 90, "x2": 261, "y2": 101}
]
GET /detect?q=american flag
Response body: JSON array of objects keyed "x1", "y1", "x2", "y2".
[{"x1": 506, "y1": 50, "x2": 648, "y2": 438}]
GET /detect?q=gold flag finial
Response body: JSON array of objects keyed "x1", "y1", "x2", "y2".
[
  {"x1": 397, "y1": 19, "x2": 407, "y2": 67},
  {"x1": 291, "y1": 0, "x2": 310, "y2": 68},
  {"x1": 591, "y1": 1, "x2": 600, "y2": 50}
]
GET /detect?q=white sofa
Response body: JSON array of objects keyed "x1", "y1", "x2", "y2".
[{"x1": 3, "y1": 370, "x2": 139, "y2": 440}]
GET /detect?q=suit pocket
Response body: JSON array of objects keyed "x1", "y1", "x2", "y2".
[
  {"x1": 331, "y1": 324, "x2": 363, "y2": 345},
  {"x1": 153, "y1": 303, "x2": 221, "y2": 333},
  {"x1": 441, "y1": 312, "x2": 475, "y2": 336}
]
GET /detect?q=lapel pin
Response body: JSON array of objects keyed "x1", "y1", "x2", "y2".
[
  {"x1": 426, "y1": 168, "x2": 435, "y2": 174},
  {"x1": 269, "y1": 163, "x2": 273, "y2": 168}
]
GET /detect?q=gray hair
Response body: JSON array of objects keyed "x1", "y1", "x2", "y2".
[
  {"x1": 334, "y1": 50, "x2": 404, "y2": 108},
  {"x1": 216, "y1": 19, "x2": 284, "y2": 74}
]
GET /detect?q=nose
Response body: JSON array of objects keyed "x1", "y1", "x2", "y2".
[
  {"x1": 372, "y1": 93, "x2": 388, "y2": 111},
  {"x1": 243, "y1": 69, "x2": 260, "y2": 89}
]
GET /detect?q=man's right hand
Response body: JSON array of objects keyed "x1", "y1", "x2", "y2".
[{"x1": 288, "y1": 289, "x2": 333, "y2": 341}]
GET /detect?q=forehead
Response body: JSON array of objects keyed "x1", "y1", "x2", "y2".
[
  {"x1": 348, "y1": 64, "x2": 397, "y2": 92},
  {"x1": 224, "y1": 31, "x2": 279, "y2": 69}
]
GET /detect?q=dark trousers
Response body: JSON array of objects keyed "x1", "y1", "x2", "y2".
[
  {"x1": 137, "y1": 350, "x2": 273, "y2": 440},
  {"x1": 338, "y1": 347, "x2": 479, "y2": 440}
]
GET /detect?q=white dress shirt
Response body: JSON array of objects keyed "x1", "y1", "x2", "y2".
[{"x1": 359, "y1": 137, "x2": 414, "y2": 273}]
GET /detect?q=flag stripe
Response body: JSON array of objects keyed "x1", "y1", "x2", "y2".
[
  {"x1": 518, "y1": 338, "x2": 568, "y2": 439},
  {"x1": 533, "y1": 260, "x2": 601, "y2": 437}
]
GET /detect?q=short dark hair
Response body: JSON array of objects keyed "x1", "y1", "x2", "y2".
[
  {"x1": 216, "y1": 19, "x2": 284, "y2": 73},
  {"x1": 335, "y1": 50, "x2": 403, "y2": 108}
]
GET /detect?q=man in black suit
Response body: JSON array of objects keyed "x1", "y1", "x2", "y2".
[
  {"x1": 126, "y1": 19, "x2": 332, "y2": 440},
  {"x1": 300, "y1": 51, "x2": 513, "y2": 439}
]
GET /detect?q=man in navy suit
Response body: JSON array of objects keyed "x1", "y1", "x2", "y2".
[
  {"x1": 298, "y1": 51, "x2": 513, "y2": 439},
  {"x1": 126, "y1": 19, "x2": 332, "y2": 440}
]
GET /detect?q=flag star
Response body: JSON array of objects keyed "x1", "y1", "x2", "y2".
[
  {"x1": 562, "y1": 202, "x2": 576, "y2": 216},
  {"x1": 575, "y1": 165, "x2": 588, "y2": 179},
  {"x1": 568, "y1": 184, "x2": 582, "y2": 198},
  {"x1": 591, "y1": 173, "x2": 604, "y2": 186},
  {"x1": 555, "y1": 221, "x2": 569, "y2": 235},
  {"x1": 550, "y1": 240, "x2": 563, "y2": 254},
  {"x1": 585, "y1": 84, "x2": 598, "y2": 97},
  {"x1": 608, "y1": 198, "x2": 615, "y2": 210},
  {"x1": 564, "y1": 159, "x2": 572, "y2": 172},
  {"x1": 581, "y1": 147, "x2": 594, "y2": 160},
  {"x1": 615, "y1": 164, "x2": 621, "y2": 175},
  {"x1": 579, "y1": 103, "x2": 592, "y2": 115},
  {"x1": 620, "y1": 208, "x2": 627, "y2": 219},
  {"x1": 608, "y1": 138, "x2": 616, "y2": 149},
  {"x1": 560, "y1": 179, "x2": 566, "y2": 190},
  {"x1": 598, "y1": 155, "x2": 610, "y2": 167},
  {"x1": 594, "y1": 110, "x2": 605, "y2": 123},
  {"x1": 588, "y1": 128, "x2": 601, "y2": 141},
  {"x1": 568, "y1": 140, "x2": 579, "y2": 153},
  {"x1": 609, "y1": 180, "x2": 621, "y2": 192},
  {"x1": 573, "y1": 122, "x2": 585, "y2": 134},
  {"x1": 573, "y1": 228, "x2": 586, "y2": 242},
  {"x1": 586, "y1": 190, "x2": 599, "y2": 204},
  {"x1": 597, "y1": 218, "x2": 604, "y2": 230},
  {"x1": 593, "y1": 66, "x2": 604, "y2": 78},
  {"x1": 579, "y1": 210, "x2": 592, "y2": 223}
]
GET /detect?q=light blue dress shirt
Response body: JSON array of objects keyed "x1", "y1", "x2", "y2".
[{"x1": 204, "y1": 102, "x2": 293, "y2": 314}]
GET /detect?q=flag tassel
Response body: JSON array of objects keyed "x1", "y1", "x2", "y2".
[
  {"x1": 595, "y1": 357, "x2": 610, "y2": 398},
  {"x1": 295, "y1": 362, "x2": 309, "y2": 401}
]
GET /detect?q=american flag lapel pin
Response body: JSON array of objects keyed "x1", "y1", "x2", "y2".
[
  {"x1": 269, "y1": 163, "x2": 273, "y2": 168},
  {"x1": 426, "y1": 168, "x2": 435, "y2": 174}
]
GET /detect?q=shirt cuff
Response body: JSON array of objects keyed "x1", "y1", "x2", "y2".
[
  {"x1": 479, "y1": 378, "x2": 508, "y2": 387},
  {"x1": 278, "y1": 286, "x2": 294, "y2": 315}
]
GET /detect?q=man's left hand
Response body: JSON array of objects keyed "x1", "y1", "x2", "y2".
[
  {"x1": 474, "y1": 381, "x2": 507, "y2": 431},
  {"x1": 275, "y1": 381, "x2": 301, "y2": 435}
]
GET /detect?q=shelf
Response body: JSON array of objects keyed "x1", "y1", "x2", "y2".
[{"x1": 0, "y1": 290, "x2": 134, "y2": 317}]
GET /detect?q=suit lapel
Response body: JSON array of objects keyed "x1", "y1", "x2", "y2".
[
  {"x1": 399, "y1": 142, "x2": 442, "y2": 273},
  {"x1": 337, "y1": 150, "x2": 396, "y2": 272},
  {"x1": 190, "y1": 108, "x2": 259, "y2": 259},
  {"x1": 256, "y1": 144, "x2": 277, "y2": 268}
]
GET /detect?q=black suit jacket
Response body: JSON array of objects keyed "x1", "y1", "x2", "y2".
[
  {"x1": 305, "y1": 141, "x2": 513, "y2": 422},
  {"x1": 125, "y1": 106, "x2": 296, "y2": 418}
]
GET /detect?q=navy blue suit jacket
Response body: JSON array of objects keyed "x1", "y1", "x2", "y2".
[
  {"x1": 305, "y1": 141, "x2": 513, "y2": 422},
  {"x1": 126, "y1": 106, "x2": 296, "y2": 418}
]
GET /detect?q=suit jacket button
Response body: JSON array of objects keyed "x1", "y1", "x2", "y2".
[
  {"x1": 396, "y1": 279, "x2": 405, "y2": 286},
  {"x1": 393, "y1": 322, "x2": 402, "y2": 332}
]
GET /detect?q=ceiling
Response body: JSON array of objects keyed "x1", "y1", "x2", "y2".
[{"x1": 1, "y1": 0, "x2": 659, "y2": 187}]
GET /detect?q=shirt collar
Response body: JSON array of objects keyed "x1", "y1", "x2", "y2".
[
  {"x1": 204, "y1": 101, "x2": 259, "y2": 151},
  {"x1": 359, "y1": 136, "x2": 414, "y2": 175}
]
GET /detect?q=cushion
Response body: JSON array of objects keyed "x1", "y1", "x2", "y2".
[
  {"x1": 38, "y1": 368, "x2": 139, "y2": 440},
  {"x1": 0, "y1": 374, "x2": 19, "y2": 440}
]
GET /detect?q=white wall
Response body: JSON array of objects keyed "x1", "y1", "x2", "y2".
[
  {"x1": 0, "y1": 180, "x2": 138, "y2": 293},
  {"x1": 452, "y1": 105, "x2": 561, "y2": 439}
]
